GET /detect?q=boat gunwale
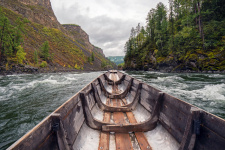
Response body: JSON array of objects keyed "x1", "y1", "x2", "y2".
[
  {"x1": 7, "y1": 72, "x2": 106, "y2": 150},
  {"x1": 7, "y1": 70, "x2": 225, "y2": 150}
]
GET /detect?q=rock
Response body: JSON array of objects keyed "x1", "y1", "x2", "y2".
[
  {"x1": 190, "y1": 62, "x2": 197, "y2": 68},
  {"x1": 213, "y1": 70, "x2": 220, "y2": 74},
  {"x1": 63, "y1": 25, "x2": 105, "y2": 57}
]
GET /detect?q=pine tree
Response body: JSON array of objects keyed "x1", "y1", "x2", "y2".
[
  {"x1": 0, "y1": 9, "x2": 24, "y2": 61},
  {"x1": 91, "y1": 52, "x2": 94, "y2": 61},
  {"x1": 34, "y1": 50, "x2": 38, "y2": 64},
  {"x1": 16, "y1": 45, "x2": 26, "y2": 64},
  {"x1": 41, "y1": 41, "x2": 50, "y2": 61}
]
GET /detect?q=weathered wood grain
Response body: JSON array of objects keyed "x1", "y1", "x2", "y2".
[
  {"x1": 126, "y1": 112, "x2": 152, "y2": 150},
  {"x1": 111, "y1": 73, "x2": 133, "y2": 150},
  {"x1": 98, "y1": 99, "x2": 111, "y2": 150},
  {"x1": 113, "y1": 99, "x2": 133, "y2": 150}
]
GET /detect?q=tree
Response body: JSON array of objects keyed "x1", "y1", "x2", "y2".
[
  {"x1": 91, "y1": 52, "x2": 94, "y2": 61},
  {"x1": 154, "y1": 2, "x2": 168, "y2": 56},
  {"x1": 16, "y1": 45, "x2": 26, "y2": 64},
  {"x1": 41, "y1": 41, "x2": 50, "y2": 61},
  {"x1": 0, "y1": 9, "x2": 24, "y2": 63},
  {"x1": 0, "y1": 11, "x2": 14, "y2": 60},
  {"x1": 34, "y1": 50, "x2": 38, "y2": 64},
  {"x1": 123, "y1": 1, "x2": 225, "y2": 71}
]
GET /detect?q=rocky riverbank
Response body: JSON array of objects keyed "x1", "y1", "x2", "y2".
[{"x1": 0, "y1": 64, "x2": 107, "y2": 76}]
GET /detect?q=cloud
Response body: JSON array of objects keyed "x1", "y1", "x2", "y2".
[{"x1": 51, "y1": 0, "x2": 168, "y2": 56}]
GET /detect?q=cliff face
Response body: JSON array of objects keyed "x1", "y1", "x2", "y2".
[
  {"x1": 0, "y1": 0, "x2": 115, "y2": 72},
  {"x1": 63, "y1": 24, "x2": 105, "y2": 57},
  {"x1": 0, "y1": 0, "x2": 63, "y2": 30}
]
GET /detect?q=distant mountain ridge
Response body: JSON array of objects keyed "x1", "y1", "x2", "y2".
[
  {"x1": 107, "y1": 56, "x2": 124, "y2": 65},
  {"x1": 0, "y1": 0, "x2": 115, "y2": 73}
]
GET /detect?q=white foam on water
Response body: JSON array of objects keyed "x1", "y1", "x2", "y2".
[
  {"x1": 0, "y1": 92, "x2": 13, "y2": 101},
  {"x1": 156, "y1": 76, "x2": 184, "y2": 83},
  {"x1": 132, "y1": 104, "x2": 151, "y2": 122},
  {"x1": 207, "y1": 74, "x2": 224, "y2": 78},
  {"x1": 0, "y1": 87, "x2": 6, "y2": 93},
  {"x1": 192, "y1": 84, "x2": 225, "y2": 101},
  {"x1": 145, "y1": 124, "x2": 180, "y2": 150},
  {"x1": 165, "y1": 83, "x2": 225, "y2": 102},
  {"x1": 73, "y1": 123, "x2": 100, "y2": 150},
  {"x1": 91, "y1": 104, "x2": 104, "y2": 121},
  {"x1": 64, "y1": 76, "x2": 78, "y2": 81}
]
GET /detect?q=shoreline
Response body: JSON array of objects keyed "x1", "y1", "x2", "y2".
[
  {"x1": 0, "y1": 66, "x2": 108, "y2": 76},
  {"x1": 124, "y1": 69, "x2": 225, "y2": 74}
]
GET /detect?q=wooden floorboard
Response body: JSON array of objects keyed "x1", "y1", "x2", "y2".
[
  {"x1": 112, "y1": 73, "x2": 133, "y2": 150},
  {"x1": 98, "y1": 99, "x2": 111, "y2": 150},
  {"x1": 99, "y1": 73, "x2": 151, "y2": 150},
  {"x1": 113, "y1": 99, "x2": 133, "y2": 150},
  {"x1": 115, "y1": 73, "x2": 152, "y2": 150},
  {"x1": 126, "y1": 112, "x2": 152, "y2": 150}
]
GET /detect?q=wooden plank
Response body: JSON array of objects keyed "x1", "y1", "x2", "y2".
[
  {"x1": 61, "y1": 101, "x2": 85, "y2": 146},
  {"x1": 124, "y1": 75, "x2": 132, "y2": 81},
  {"x1": 159, "y1": 113, "x2": 183, "y2": 143},
  {"x1": 139, "y1": 89, "x2": 155, "y2": 112},
  {"x1": 7, "y1": 116, "x2": 57, "y2": 150},
  {"x1": 117, "y1": 73, "x2": 151, "y2": 150},
  {"x1": 111, "y1": 73, "x2": 133, "y2": 150},
  {"x1": 201, "y1": 111, "x2": 225, "y2": 139},
  {"x1": 98, "y1": 99, "x2": 111, "y2": 150},
  {"x1": 113, "y1": 99, "x2": 133, "y2": 150},
  {"x1": 132, "y1": 79, "x2": 140, "y2": 89},
  {"x1": 126, "y1": 112, "x2": 152, "y2": 150},
  {"x1": 163, "y1": 94, "x2": 191, "y2": 115},
  {"x1": 194, "y1": 125, "x2": 225, "y2": 150},
  {"x1": 159, "y1": 100, "x2": 188, "y2": 138}
]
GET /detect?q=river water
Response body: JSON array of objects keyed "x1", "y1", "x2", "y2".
[{"x1": 0, "y1": 71, "x2": 225, "y2": 149}]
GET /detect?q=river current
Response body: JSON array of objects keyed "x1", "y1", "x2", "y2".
[{"x1": 0, "y1": 71, "x2": 225, "y2": 149}]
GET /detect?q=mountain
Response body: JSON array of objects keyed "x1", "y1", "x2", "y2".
[
  {"x1": 0, "y1": 0, "x2": 115, "y2": 74},
  {"x1": 107, "y1": 56, "x2": 124, "y2": 65}
]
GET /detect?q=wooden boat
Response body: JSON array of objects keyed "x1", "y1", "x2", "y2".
[{"x1": 7, "y1": 70, "x2": 225, "y2": 150}]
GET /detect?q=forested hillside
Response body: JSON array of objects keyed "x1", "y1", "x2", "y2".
[
  {"x1": 124, "y1": 0, "x2": 225, "y2": 72},
  {"x1": 0, "y1": 0, "x2": 115, "y2": 74}
]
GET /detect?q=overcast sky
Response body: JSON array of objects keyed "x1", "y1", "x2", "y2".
[{"x1": 51, "y1": 0, "x2": 168, "y2": 56}]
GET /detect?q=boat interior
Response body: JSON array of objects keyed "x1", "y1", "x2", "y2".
[{"x1": 8, "y1": 71, "x2": 225, "y2": 150}]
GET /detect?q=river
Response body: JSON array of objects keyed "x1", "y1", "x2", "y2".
[{"x1": 0, "y1": 71, "x2": 225, "y2": 149}]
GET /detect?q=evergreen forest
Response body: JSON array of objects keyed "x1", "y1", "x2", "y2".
[{"x1": 124, "y1": 0, "x2": 225, "y2": 72}]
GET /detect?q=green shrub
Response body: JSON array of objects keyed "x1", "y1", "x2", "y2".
[
  {"x1": 40, "y1": 61, "x2": 47, "y2": 68},
  {"x1": 74, "y1": 64, "x2": 81, "y2": 70}
]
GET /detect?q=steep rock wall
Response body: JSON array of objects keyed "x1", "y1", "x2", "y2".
[
  {"x1": 0, "y1": 0, "x2": 64, "y2": 30},
  {"x1": 63, "y1": 24, "x2": 105, "y2": 57}
]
